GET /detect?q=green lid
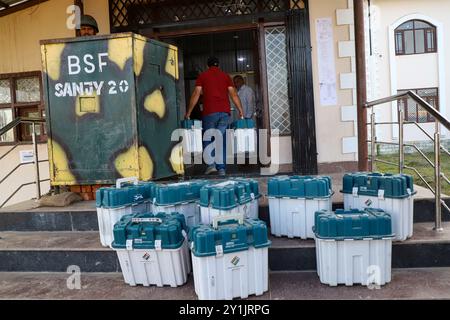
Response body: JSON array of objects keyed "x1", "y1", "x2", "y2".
[
  {"x1": 268, "y1": 176, "x2": 332, "y2": 198},
  {"x1": 189, "y1": 218, "x2": 271, "y2": 257},
  {"x1": 112, "y1": 212, "x2": 187, "y2": 250},
  {"x1": 153, "y1": 180, "x2": 209, "y2": 206},
  {"x1": 342, "y1": 172, "x2": 415, "y2": 199},
  {"x1": 199, "y1": 180, "x2": 258, "y2": 210},
  {"x1": 181, "y1": 119, "x2": 202, "y2": 129},
  {"x1": 96, "y1": 182, "x2": 154, "y2": 208},
  {"x1": 233, "y1": 119, "x2": 255, "y2": 129},
  {"x1": 230, "y1": 178, "x2": 261, "y2": 198},
  {"x1": 314, "y1": 208, "x2": 394, "y2": 240}
]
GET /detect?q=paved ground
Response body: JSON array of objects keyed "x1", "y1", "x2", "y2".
[{"x1": 1, "y1": 269, "x2": 450, "y2": 300}]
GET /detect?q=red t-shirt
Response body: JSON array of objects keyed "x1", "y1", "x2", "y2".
[{"x1": 195, "y1": 67, "x2": 233, "y2": 116}]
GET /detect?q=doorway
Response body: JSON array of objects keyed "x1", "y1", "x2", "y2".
[{"x1": 162, "y1": 29, "x2": 264, "y2": 177}]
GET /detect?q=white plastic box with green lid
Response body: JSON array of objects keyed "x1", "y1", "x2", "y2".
[
  {"x1": 314, "y1": 208, "x2": 394, "y2": 287},
  {"x1": 232, "y1": 119, "x2": 257, "y2": 154},
  {"x1": 95, "y1": 177, "x2": 154, "y2": 247},
  {"x1": 199, "y1": 179, "x2": 261, "y2": 225},
  {"x1": 180, "y1": 120, "x2": 202, "y2": 156},
  {"x1": 112, "y1": 212, "x2": 191, "y2": 287},
  {"x1": 267, "y1": 176, "x2": 333, "y2": 239},
  {"x1": 342, "y1": 172, "x2": 416, "y2": 241},
  {"x1": 151, "y1": 180, "x2": 209, "y2": 228},
  {"x1": 189, "y1": 214, "x2": 271, "y2": 300}
]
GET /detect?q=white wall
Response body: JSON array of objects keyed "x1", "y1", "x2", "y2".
[
  {"x1": 370, "y1": 0, "x2": 450, "y2": 142},
  {"x1": 309, "y1": 0, "x2": 359, "y2": 164}
]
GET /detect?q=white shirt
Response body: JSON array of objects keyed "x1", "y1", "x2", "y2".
[{"x1": 237, "y1": 84, "x2": 256, "y2": 119}]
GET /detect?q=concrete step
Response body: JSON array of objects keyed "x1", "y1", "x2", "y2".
[
  {"x1": 1, "y1": 222, "x2": 450, "y2": 272},
  {"x1": 0, "y1": 200, "x2": 98, "y2": 232},
  {"x1": 0, "y1": 231, "x2": 119, "y2": 272},
  {"x1": 1, "y1": 268, "x2": 450, "y2": 300},
  {"x1": 1, "y1": 198, "x2": 448, "y2": 232}
]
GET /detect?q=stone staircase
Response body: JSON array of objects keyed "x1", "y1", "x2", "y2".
[{"x1": 1, "y1": 195, "x2": 450, "y2": 273}]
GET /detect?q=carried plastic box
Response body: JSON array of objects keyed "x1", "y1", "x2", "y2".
[
  {"x1": 314, "y1": 208, "x2": 394, "y2": 287},
  {"x1": 180, "y1": 120, "x2": 203, "y2": 156},
  {"x1": 267, "y1": 176, "x2": 333, "y2": 239},
  {"x1": 233, "y1": 119, "x2": 257, "y2": 154},
  {"x1": 112, "y1": 212, "x2": 191, "y2": 287},
  {"x1": 189, "y1": 214, "x2": 271, "y2": 300},
  {"x1": 199, "y1": 179, "x2": 260, "y2": 224},
  {"x1": 342, "y1": 172, "x2": 416, "y2": 241},
  {"x1": 96, "y1": 177, "x2": 153, "y2": 247},
  {"x1": 151, "y1": 180, "x2": 209, "y2": 228}
]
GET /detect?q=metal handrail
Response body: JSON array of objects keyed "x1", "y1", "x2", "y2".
[
  {"x1": 373, "y1": 157, "x2": 450, "y2": 214},
  {"x1": 368, "y1": 120, "x2": 450, "y2": 156},
  {"x1": 367, "y1": 90, "x2": 448, "y2": 232},
  {"x1": 365, "y1": 91, "x2": 450, "y2": 130},
  {"x1": 0, "y1": 160, "x2": 49, "y2": 185},
  {"x1": 0, "y1": 117, "x2": 45, "y2": 137},
  {"x1": 0, "y1": 179, "x2": 50, "y2": 208},
  {"x1": 0, "y1": 144, "x2": 19, "y2": 161},
  {"x1": 0, "y1": 117, "x2": 46, "y2": 207}
]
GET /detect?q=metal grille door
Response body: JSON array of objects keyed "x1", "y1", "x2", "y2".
[{"x1": 265, "y1": 26, "x2": 291, "y2": 135}]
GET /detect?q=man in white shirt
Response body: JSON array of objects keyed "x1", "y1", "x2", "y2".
[{"x1": 233, "y1": 75, "x2": 256, "y2": 121}]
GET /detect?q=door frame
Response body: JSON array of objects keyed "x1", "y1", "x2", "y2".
[{"x1": 147, "y1": 22, "x2": 275, "y2": 136}]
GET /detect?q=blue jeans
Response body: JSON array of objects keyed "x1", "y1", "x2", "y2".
[{"x1": 203, "y1": 112, "x2": 230, "y2": 171}]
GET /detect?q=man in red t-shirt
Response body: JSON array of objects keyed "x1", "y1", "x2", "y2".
[{"x1": 185, "y1": 57, "x2": 244, "y2": 176}]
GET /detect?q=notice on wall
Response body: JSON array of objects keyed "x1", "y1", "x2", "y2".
[
  {"x1": 19, "y1": 150, "x2": 34, "y2": 164},
  {"x1": 316, "y1": 17, "x2": 337, "y2": 106}
]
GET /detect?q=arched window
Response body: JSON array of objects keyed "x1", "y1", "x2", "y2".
[{"x1": 395, "y1": 20, "x2": 437, "y2": 55}]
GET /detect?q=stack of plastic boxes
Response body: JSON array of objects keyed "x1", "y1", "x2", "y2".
[
  {"x1": 342, "y1": 172, "x2": 415, "y2": 241},
  {"x1": 314, "y1": 208, "x2": 394, "y2": 287},
  {"x1": 232, "y1": 119, "x2": 257, "y2": 154},
  {"x1": 151, "y1": 180, "x2": 208, "y2": 228},
  {"x1": 180, "y1": 120, "x2": 202, "y2": 157},
  {"x1": 267, "y1": 176, "x2": 333, "y2": 239},
  {"x1": 112, "y1": 212, "x2": 191, "y2": 287},
  {"x1": 189, "y1": 214, "x2": 271, "y2": 300},
  {"x1": 96, "y1": 177, "x2": 154, "y2": 247},
  {"x1": 199, "y1": 179, "x2": 261, "y2": 224}
]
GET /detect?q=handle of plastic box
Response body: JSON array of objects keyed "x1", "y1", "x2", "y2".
[
  {"x1": 116, "y1": 177, "x2": 138, "y2": 189},
  {"x1": 212, "y1": 213, "x2": 244, "y2": 229}
]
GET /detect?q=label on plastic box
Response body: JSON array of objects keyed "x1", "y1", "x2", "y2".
[
  {"x1": 215, "y1": 245, "x2": 224, "y2": 257},
  {"x1": 131, "y1": 218, "x2": 163, "y2": 224},
  {"x1": 155, "y1": 240, "x2": 162, "y2": 251},
  {"x1": 126, "y1": 239, "x2": 133, "y2": 250}
]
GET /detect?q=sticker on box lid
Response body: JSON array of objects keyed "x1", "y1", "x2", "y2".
[
  {"x1": 126, "y1": 239, "x2": 133, "y2": 250},
  {"x1": 215, "y1": 245, "x2": 224, "y2": 257}
]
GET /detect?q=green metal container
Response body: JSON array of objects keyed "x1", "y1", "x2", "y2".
[{"x1": 40, "y1": 33, "x2": 183, "y2": 186}]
